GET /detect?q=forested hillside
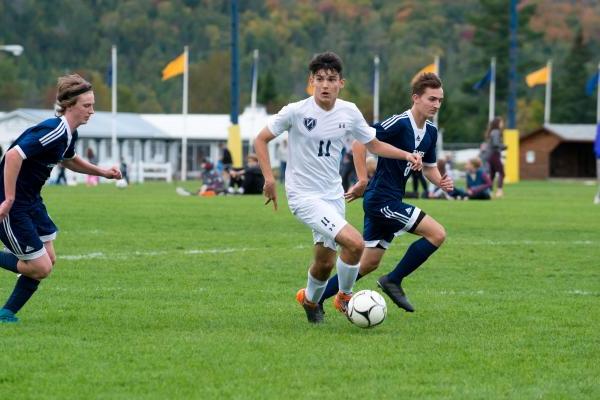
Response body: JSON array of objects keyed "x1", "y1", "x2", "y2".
[{"x1": 1, "y1": 0, "x2": 599, "y2": 142}]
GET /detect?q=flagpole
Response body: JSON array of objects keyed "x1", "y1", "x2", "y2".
[
  {"x1": 489, "y1": 57, "x2": 496, "y2": 121},
  {"x1": 181, "y1": 45, "x2": 189, "y2": 181},
  {"x1": 373, "y1": 55, "x2": 380, "y2": 123},
  {"x1": 544, "y1": 60, "x2": 552, "y2": 125},
  {"x1": 251, "y1": 49, "x2": 258, "y2": 111},
  {"x1": 250, "y1": 49, "x2": 259, "y2": 151},
  {"x1": 596, "y1": 61, "x2": 600, "y2": 124},
  {"x1": 433, "y1": 55, "x2": 440, "y2": 128},
  {"x1": 111, "y1": 45, "x2": 118, "y2": 165}
]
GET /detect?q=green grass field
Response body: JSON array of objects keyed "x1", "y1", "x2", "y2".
[{"x1": 0, "y1": 180, "x2": 598, "y2": 399}]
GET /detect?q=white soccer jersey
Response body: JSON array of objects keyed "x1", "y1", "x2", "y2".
[{"x1": 268, "y1": 97, "x2": 375, "y2": 200}]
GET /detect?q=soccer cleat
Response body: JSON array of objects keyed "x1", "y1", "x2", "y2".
[
  {"x1": 377, "y1": 275, "x2": 415, "y2": 312},
  {"x1": 0, "y1": 308, "x2": 18, "y2": 323},
  {"x1": 333, "y1": 291, "x2": 352, "y2": 314},
  {"x1": 296, "y1": 288, "x2": 324, "y2": 324}
]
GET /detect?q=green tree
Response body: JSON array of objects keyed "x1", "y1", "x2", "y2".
[
  {"x1": 0, "y1": 58, "x2": 23, "y2": 110},
  {"x1": 552, "y1": 28, "x2": 595, "y2": 123}
]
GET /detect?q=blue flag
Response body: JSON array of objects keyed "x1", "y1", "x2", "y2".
[
  {"x1": 106, "y1": 64, "x2": 113, "y2": 87},
  {"x1": 473, "y1": 68, "x2": 492, "y2": 90},
  {"x1": 585, "y1": 71, "x2": 599, "y2": 96}
]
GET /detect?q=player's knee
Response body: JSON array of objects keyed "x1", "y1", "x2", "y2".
[
  {"x1": 429, "y1": 225, "x2": 446, "y2": 247},
  {"x1": 345, "y1": 238, "x2": 364, "y2": 264},
  {"x1": 32, "y1": 265, "x2": 52, "y2": 280},
  {"x1": 49, "y1": 254, "x2": 56, "y2": 266}
]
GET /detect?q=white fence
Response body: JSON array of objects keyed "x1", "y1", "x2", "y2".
[{"x1": 130, "y1": 162, "x2": 173, "y2": 183}]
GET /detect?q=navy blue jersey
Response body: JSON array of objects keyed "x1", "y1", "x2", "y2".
[
  {"x1": 0, "y1": 116, "x2": 77, "y2": 204},
  {"x1": 364, "y1": 110, "x2": 437, "y2": 204}
]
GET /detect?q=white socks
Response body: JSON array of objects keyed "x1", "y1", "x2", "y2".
[
  {"x1": 336, "y1": 257, "x2": 359, "y2": 295},
  {"x1": 305, "y1": 272, "x2": 327, "y2": 304}
]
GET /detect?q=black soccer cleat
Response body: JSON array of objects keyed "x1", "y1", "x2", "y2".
[
  {"x1": 377, "y1": 275, "x2": 415, "y2": 312},
  {"x1": 296, "y1": 288, "x2": 325, "y2": 324}
]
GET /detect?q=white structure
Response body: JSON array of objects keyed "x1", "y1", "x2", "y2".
[{"x1": 0, "y1": 106, "x2": 280, "y2": 181}]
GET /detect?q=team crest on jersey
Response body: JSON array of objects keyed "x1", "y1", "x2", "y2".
[{"x1": 303, "y1": 117, "x2": 317, "y2": 131}]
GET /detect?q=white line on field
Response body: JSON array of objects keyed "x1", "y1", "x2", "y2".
[
  {"x1": 59, "y1": 245, "x2": 311, "y2": 260},
  {"x1": 57, "y1": 239, "x2": 595, "y2": 261}
]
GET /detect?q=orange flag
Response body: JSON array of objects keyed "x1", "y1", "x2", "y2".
[
  {"x1": 525, "y1": 66, "x2": 549, "y2": 87},
  {"x1": 305, "y1": 75, "x2": 314, "y2": 96},
  {"x1": 162, "y1": 53, "x2": 185, "y2": 81},
  {"x1": 411, "y1": 63, "x2": 437, "y2": 83}
]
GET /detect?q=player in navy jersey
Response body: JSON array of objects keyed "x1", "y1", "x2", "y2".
[
  {"x1": 318, "y1": 72, "x2": 454, "y2": 312},
  {"x1": 0, "y1": 74, "x2": 122, "y2": 323}
]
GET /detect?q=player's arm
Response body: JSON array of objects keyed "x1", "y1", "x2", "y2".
[
  {"x1": 0, "y1": 149, "x2": 24, "y2": 221},
  {"x1": 364, "y1": 138, "x2": 422, "y2": 171},
  {"x1": 423, "y1": 164, "x2": 454, "y2": 192},
  {"x1": 254, "y1": 127, "x2": 278, "y2": 210},
  {"x1": 62, "y1": 155, "x2": 122, "y2": 180},
  {"x1": 344, "y1": 140, "x2": 368, "y2": 202}
]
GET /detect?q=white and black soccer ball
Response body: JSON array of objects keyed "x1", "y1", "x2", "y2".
[
  {"x1": 347, "y1": 290, "x2": 387, "y2": 328},
  {"x1": 115, "y1": 179, "x2": 128, "y2": 189}
]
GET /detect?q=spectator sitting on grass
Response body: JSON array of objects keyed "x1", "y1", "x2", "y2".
[
  {"x1": 227, "y1": 153, "x2": 264, "y2": 195},
  {"x1": 450, "y1": 157, "x2": 491, "y2": 200},
  {"x1": 176, "y1": 161, "x2": 225, "y2": 197}
]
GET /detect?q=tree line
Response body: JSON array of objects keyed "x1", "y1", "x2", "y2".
[{"x1": 0, "y1": 0, "x2": 598, "y2": 142}]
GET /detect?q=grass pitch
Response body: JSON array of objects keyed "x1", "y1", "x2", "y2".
[{"x1": 0, "y1": 180, "x2": 598, "y2": 399}]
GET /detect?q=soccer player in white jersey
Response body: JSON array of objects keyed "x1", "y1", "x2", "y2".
[
  {"x1": 0, "y1": 74, "x2": 122, "y2": 323},
  {"x1": 254, "y1": 52, "x2": 422, "y2": 324},
  {"x1": 318, "y1": 72, "x2": 454, "y2": 313}
]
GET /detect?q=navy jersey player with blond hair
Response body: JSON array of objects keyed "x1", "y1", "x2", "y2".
[
  {"x1": 0, "y1": 74, "x2": 122, "y2": 323},
  {"x1": 319, "y1": 72, "x2": 454, "y2": 312}
]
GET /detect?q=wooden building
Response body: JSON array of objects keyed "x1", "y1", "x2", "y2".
[{"x1": 520, "y1": 124, "x2": 597, "y2": 180}]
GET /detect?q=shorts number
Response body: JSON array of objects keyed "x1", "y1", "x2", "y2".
[{"x1": 318, "y1": 140, "x2": 331, "y2": 157}]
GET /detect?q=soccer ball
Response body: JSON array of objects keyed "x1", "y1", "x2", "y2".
[
  {"x1": 116, "y1": 179, "x2": 128, "y2": 189},
  {"x1": 346, "y1": 290, "x2": 387, "y2": 328}
]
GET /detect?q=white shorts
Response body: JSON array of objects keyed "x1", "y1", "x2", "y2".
[{"x1": 288, "y1": 196, "x2": 348, "y2": 250}]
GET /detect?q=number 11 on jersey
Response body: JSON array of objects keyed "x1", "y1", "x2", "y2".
[{"x1": 318, "y1": 140, "x2": 331, "y2": 157}]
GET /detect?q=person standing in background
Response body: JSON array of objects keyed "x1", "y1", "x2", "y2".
[
  {"x1": 482, "y1": 117, "x2": 506, "y2": 198},
  {"x1": 594, "y1": 124, "x2": 600, "y2": 205},
  {"x1": 276, "y1": 139, "x2": 288, "y2": 183},
  {"x1": 85, "y1": 147, "x2": 99, "y2": 186}
]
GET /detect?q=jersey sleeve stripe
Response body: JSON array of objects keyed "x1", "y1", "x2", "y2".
[
  {"x1": 40, "y1": 124, "x2": 66, "y2": 146},
  {"x1": 14, "y1": 145, "x2": 27, "y2": 160},
  {"x1": 380, "y1": 113, "x2": 408, "y2": 130}
]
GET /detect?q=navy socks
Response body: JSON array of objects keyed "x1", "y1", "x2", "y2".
[
  {"x1": 3, "y1": 275, "x2": 40, "y2": 314},
  {"x1": 387, "y1": 238, "x2": 438, "y2": 284},
  {"x1": 0, "y1": 252, "x2": 19, "y2": 273}
]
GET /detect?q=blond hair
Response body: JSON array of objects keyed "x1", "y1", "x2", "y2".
[{"x1": 55, "y1": 74, "x2": 92, "y2": 116}]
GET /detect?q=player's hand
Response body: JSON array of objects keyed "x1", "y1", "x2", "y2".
[
  {"x1": 407, "y1": 153, "x2": 422, "y2": 171},
  {"x1": 0, "y1": 199, "x2": 14, "y2": 223},
  {"x1": 263, "y1": 178, "x2": 278, "y2": 210},
  {"x1": 344, "y1": 179, "x2": 367, "y2": 202},
  {"x1": 439, "y1": 174, "x2": 454, "y2": 192},
  {"x1": 103, "y1": 167, "x2": 122, "y2": 180}
]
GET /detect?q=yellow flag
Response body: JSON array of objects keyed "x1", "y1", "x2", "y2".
[
  {"x1": 412, "y1": 63, "x2": 437, "y2": 83},
  {"x1": 305, "y1": 75, "x2": 314, "y2": 96},
  {"x1": 526, "y1": 66, "x2": 548, "y2": 87},
  {"x1": 162, "y1": 53, "x2": 185, "y2": 81}
]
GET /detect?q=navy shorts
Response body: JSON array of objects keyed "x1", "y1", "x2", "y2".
[
  {"x1": 0, "y1": 201, "x2": 57, "y2": 260},
  {"x1": 363, "y1": 200, "x2": 425, "y2": 249}
]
